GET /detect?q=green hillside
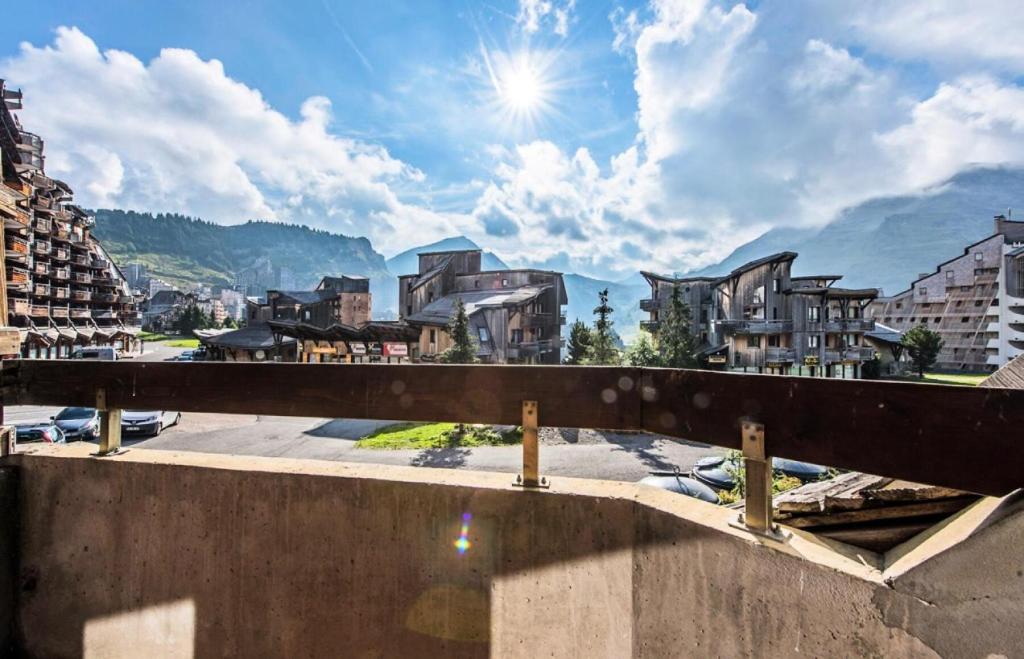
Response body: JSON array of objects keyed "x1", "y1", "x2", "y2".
[{"x1": 92, "y1": 209, "x2": 399, "y2": 315}]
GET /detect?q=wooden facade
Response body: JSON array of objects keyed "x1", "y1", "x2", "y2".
[
  {"x1": 0, "y1": 80, "x2": 140, "y2": 358},
  {"x1": 867, "y1": 216, "x2": 1024, "y2": 372},
  {"x1": 642, "y1": 253, "x2": 879, "y2": 377},
  {"x1": 399, "y1": 249, "x2": 567, "y2": 364},
  {"x1": 266, "y1": 275, "x2": 371, "y2": 327}
]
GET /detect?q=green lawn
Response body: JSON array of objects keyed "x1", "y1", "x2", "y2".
[
  {"x1": 164, "y1": 338, "x2": 201, "y2": 348},
  {"x1": 887, "y1": 371, "x2": 987, "y2": 387},
  {"x1": 138, "y1": 331, "x2": 174, "y2": 341},
  {"x1": 356, "y1": 422, "x2": 522, "y2": 450}
]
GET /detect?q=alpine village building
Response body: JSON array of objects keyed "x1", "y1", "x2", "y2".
[
  {"x1": 398, "y1": 249, "x2": 567, "y2": 364},
  {"x1": 866, "y1": 214, "x2": 1024, "y2": 372},
  {"x1": 641, "y1": 252, "x2": 879, "y2": 378},
  {"x1": 208, "y1": 275, "x2": 419, "y2": 363},
  {"x1": 0, "y1": 80, "x2": 140, "y2": 358}
]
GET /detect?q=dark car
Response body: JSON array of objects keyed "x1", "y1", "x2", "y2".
[
  {"x1": 52, "y1": 407, "x2": 100, "y2": 441},
  {"x1": 638, "y1": 472, "x2": 720, "y2": 503},
  {"x1": 121, "y1": 410, "x2": 181, "y2": 436},
  {"x1": 15, "y1": 423, "x2": 66, "y2": 445},
  {"x1": 691, "y1": 455, "x2": 828, "y2": 491}
]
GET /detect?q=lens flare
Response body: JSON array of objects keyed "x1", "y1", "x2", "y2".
[{"x1": 454, "y1": 512, "x2": 472, "y2": 555}]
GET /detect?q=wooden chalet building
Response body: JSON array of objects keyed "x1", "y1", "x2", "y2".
[
  {"x1": 398, "y1": 249, "x2": 567, "y2": 364},
  {"x1": 0, "y1": 80, "x2": 140, "y2": 358},
  {"x1": 205, "y1": 274, "x2": 418, "y2": 363},
  {"x1": 641, "y1": 252, "x2": 879, "y2": 377}
]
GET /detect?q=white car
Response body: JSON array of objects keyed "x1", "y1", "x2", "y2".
[{"x1": 120, "y1": 410, "x2": 181, "y2": 436}]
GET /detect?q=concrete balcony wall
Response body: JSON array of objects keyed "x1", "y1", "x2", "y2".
[{"x1": 5, "y1": 446, "x2": 1024, "y2": 658}]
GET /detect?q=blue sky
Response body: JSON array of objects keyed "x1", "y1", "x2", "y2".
[{"x1": 2, "y1": 1, "x2": 1023, "y2": 279}]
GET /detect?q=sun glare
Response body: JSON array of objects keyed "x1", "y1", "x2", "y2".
[
  {"x1": 481, "y1": 47, "x2": 561, "y2": 132},
  {"x1": 500, "y1": 58, "x2": 543, "y2": 111}
]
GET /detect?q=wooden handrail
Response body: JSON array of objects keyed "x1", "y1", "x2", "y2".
[{"x1": 1, "y1": 360, "x2": 1022, "y2": 496}]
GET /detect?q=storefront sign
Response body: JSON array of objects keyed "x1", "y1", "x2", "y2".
[
  {"x1": 707, "y1": 355, "x2": 727, "y2": 364},
  {"x1": 348, "y1": 342, "x2": 367, "y2": 355},
  {"x1": 383, "y1": 342, "x2": 408, "y2": 357},
  {"x1": 804, "y1": 355, "x2": 819, "y2": 366}
]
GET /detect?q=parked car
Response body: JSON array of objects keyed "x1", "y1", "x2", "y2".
[
  {"x1": 638, "y1": 472, "x2": 720, "y2": 503},
  {"x1": 15, "y1": 423, "x2": 66, "y2": 445},
  {"x1": 175, "y1": 350, "x2": 194, "y2": 361},
  {"x1": 70, "y1": 346, "x2": 119, "y2": 360},
  {"x1": 121, "y1": 410, "x2": 181, "y2": 436},
  {"x1": 52, "y1": 407, "x2": 100, "y2": 441},
  {"x1": 191, "y1": 347, "x2": 207, "y2": 361},
  {"x1": 691, "y1": 455, "x2": 829, "y2": 491}
]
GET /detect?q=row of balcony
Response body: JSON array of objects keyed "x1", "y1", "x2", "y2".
[
  {"x1": 517, "y1": 311, "x2": 567, "y2": 327},
  {"x1": 6, "y1": 299, "x2": 137, "y2": 321},
  {"x1": 734, "y1": 345, "x2": 876, "y2": 367},
  {"x1": 507, "y1": 338, "x2": 565, "y2": 359}
]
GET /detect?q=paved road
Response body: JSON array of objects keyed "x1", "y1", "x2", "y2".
[
  {"x1": 9, "y1": 340, "x2": 722, "y2": 483},
  {"x1": 9, "y1": 405, "x2": 720, "y2": 482}
]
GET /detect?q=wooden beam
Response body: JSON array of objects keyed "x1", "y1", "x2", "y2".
[{"x1": 4, "y1": 360, "x2": 1024, "y2": 496}]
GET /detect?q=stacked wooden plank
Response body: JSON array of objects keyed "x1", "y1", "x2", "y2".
[{"x1": 773, "y1": 472, "x2": 978, "y2": 552}]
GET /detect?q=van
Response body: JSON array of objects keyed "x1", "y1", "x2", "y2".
[{"x1": 70, "y1": 347, "x2": 119, "y2": 361}]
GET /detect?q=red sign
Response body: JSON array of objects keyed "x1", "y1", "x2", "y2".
[{"x1": 383, "y1": 342, "x2": 408, "y2": 357}]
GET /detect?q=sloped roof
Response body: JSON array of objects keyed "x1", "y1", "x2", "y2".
[
  {"x1": 864, "y1": 322, "x2": 903, "y2": 345},
  {"x1": 785, "y1": 286, "x2": 879, "y2": 298},
  {"x1": 272, "y1": 290, "x2": 336, "y2": 305},
  {"x1": 408, "y1": 254, "x2": 453, "y2": 291},
  {"x1": 198, "y1": 323, "x2": 295, "y2": 350},
  {"x1": 406, "y1": 285, "x2": 550, "y2": 326},
  {"x1": 714, "y1": 251, "x2": 798, "y2": 285},
  {"x1": 980, "y1": 354, "x2": 1024, "y2": 389}
]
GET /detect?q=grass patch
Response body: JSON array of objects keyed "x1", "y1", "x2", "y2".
[
  {"x1": 885, "y1": 371, "x2": 986, "y2": 387},
  {"x1": 356, "y1": 422, "x2": 522, "y2": 450},
  {"x1": 164, "y1": 338, "x2": 200, "y2": 348},
  {"x1": 139, "y1": 331, "x2": 174, "y2": 341}
]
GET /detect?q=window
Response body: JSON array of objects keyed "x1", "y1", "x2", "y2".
[
  {"x1": 475, "y1": 280, "x2": 480, "y2": 288},
  {"x1": 975, "y1": 252, "x2": 983, "y2": 261},
  {"x1": 511, "y1": 329, "x2": 523, "y2": 343},
  {"x1": 429, "y1": 329, "x2": 437, "y2": 343},
  {"x1": 477, "y1": 327, "x2": 490, "y2": 342},
  {"x1": 933, "y1": 317, "x2": 940, "y2": 323},
  {"x1": 955, "y1": 301, "x2": 963, "y2": 307},
  {"x1": 974, "y1": 300, "x2": 983, "y2": 307},
  {"x1": 749, "y1": 336, "x2": 762, "y2": 348},
  {"x1": 847, "y1": 307, "x2": 860, "y2": 319},
  {"x1": 946, "y1": 270, "x2": 954, "y2": 279},
  {"x1": 808, "y1": 306, "x2": 821, "y2": 322},
  {"x1": 427, "y1": 291, "x2": 434, "y2": 303},
  {"x1": 406, "y1": 305, "x2": 412, "y2": 316},
  {"x1": 920, "y1": 287, "x2": 927, "y2": 296},
  {"x1": 536, "y1": 326, "x2": 544, "y2": 339},
  {"x1": 501, "y1": 278, "x2": 509, "y2": 286},
  {"x1": 808, "y1": 335, "x2": 819, "y2": 349},
  {"x1": 772, "y1": 307, "x2": 778, "y2": 320},
  {"x1": 910, "y1": 317, "x2": 916, "y2": 322},
  {"x1": 767, "y1": 335, "x2": 780, "y2": 347},
  {"x1": 961, "y1": 316, "x2": 970, "y2": 323},
  {"x1": 773, "y1": 278, "x2": 781, "y2": 293},
  {"x1": 843, "y1": 334, "x2": 858, "y2": 347}
]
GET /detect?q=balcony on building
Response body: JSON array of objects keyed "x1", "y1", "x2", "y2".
[
  {"x1": 32, "y1": 215, "x2": 51, "y2": 234},
  {"x1": 50, "y1": 305, "x2": 69, "y2": 319},
  {"x1": 31, "y1": 282, "x2": 49, "y2": 297},
  {"x1": 50, "y1": 266, "x2": 70, "y2": 281},
  {"x1": 639, "y1": 297, "x2": 659, "y2": 312},
  {"x1": 72, "y1": 272, "x2": 92, "y2": 285},
  {"x1": 507, "y1": 338, "x2": 562, "y2": 359},
  {"x1": 28, "y1": 304, "x2": 48, "y2": 318},
  {"x1": 32, "y1": 240, "x2": 50, "y2": 256},
  {"x1": 70, "y1": 289, "x2": 91, "y2": 302},
  {"x1": 69, "y1": 307, "x2": 91, "y2": 319},
  {"x1": 715, "y1": 319, "x2": 794, "y2": 334},
  {"x1": 50, "y1": 286, "x2": 69, "y2": 301},
  {"x1": 7, "y1": 297, "x2": 28, "y2": 316},
  {"x1": 640, "y1": 319, "x2": 660, "y2": 333},
  {"x1": 51, "y1": 246, "x2": 70, "y2": 261},
  {"x1": 518, "y1": 311, "x2": 554, "y2": 327},
  {"x1": 6, "y1": 266, "x2": 29, "y2": 286},
  {"x1": 822, "y1": 318, "x2": 875, "y2": 332}
]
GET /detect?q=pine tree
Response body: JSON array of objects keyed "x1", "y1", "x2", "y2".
[
  {"x1": 588, "y1": 289, "x2": 620, "y2": 365},
  {"x1": 440, "y1": 298, "x2": 478, "y2": 364},
  {"x1": 657, "y1": 285, "x2": 699, "y2": 368},
  {"x1": 625, "y1": 330, "x2": 661, "y2": 366},
  {"x1": 563, "y1": 319, "x2": 593, "y2": 365},
  {"x1": 902, "y1": 324, "x2": 943, "y2": 378}
]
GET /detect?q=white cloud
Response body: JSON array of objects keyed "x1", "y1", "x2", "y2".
[
  {"x1": 1, "y1": 27, "x2": 459, "y2": 246},
  {"x1": 516, "y1": 0, "x2": 576, "y2": 37}
]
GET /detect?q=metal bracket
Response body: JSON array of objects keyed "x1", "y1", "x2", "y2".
[
  {"x1": 93, "y1": 387, "x2": 124, "y2": 457},
  {"x1": 738, "y1": 421, "x2": 777, "y2": 535},
  {"x1": 513, "y1": 400, "x2": 549, "y2": 488}
]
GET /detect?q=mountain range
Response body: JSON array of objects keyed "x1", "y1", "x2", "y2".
[{"x1": 92, "y1": 164, "x2": 1024, "y2": 339}]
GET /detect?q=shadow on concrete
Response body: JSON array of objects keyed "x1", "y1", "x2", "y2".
[
  {"x1": 604, "y1": 434, "x2": 685, "y2": 472},
  {"x1": 410, "y1": 447, "x2": 472, "y2": 469}
]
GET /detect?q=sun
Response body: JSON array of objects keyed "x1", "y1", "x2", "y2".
[
  {"x1": 480, "y1": 47, "x2": 561, "y2": 131},
  {"x1": 500, "y1": 58, "x2": 543, "y2": 111}
]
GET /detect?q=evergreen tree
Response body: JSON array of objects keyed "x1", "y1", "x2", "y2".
[
  {"x1": 563, "y1": 319, "x2": 593, "y2": 365},
  {"x1": 902, "y1": 324, "x2": 943, "y2": 378},
  {"x1": 222, "y1": 316, "x2": 238, "y2": 329},
  {"x1": 657, "y1": 285, "x2": 699, "y2": 368},
  {"x1": 588, "y1": 289, "x2": 620, "y2": 365},
  {"x1": 625, "y1": 330, "x2": 661, "y2": 367},
  {"x1": 440, "y1": 298, "x2": 478, "y2": 364}
]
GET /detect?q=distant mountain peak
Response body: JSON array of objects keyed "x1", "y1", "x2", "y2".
[{"x1": 385, "y1": 235, "x2": 508, "y2": 276}]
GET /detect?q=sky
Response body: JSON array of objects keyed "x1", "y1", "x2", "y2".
[{"x1": 2, "y1": 0, "x2": 1024, "y2": 280}]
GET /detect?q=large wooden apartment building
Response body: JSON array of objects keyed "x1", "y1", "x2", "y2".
[
  {"x1": 0, "y1": 80, "x2": 140, "y2": 358},
  {"x1": 866, "y1": 215, "x2": 1024, "y2": 371},
  {"x1": 642, "y1": 252, "x2": 879, "y2": 377},
  {"x1": 398, "y1": 249, "x2": 567, "y2": 364}
]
